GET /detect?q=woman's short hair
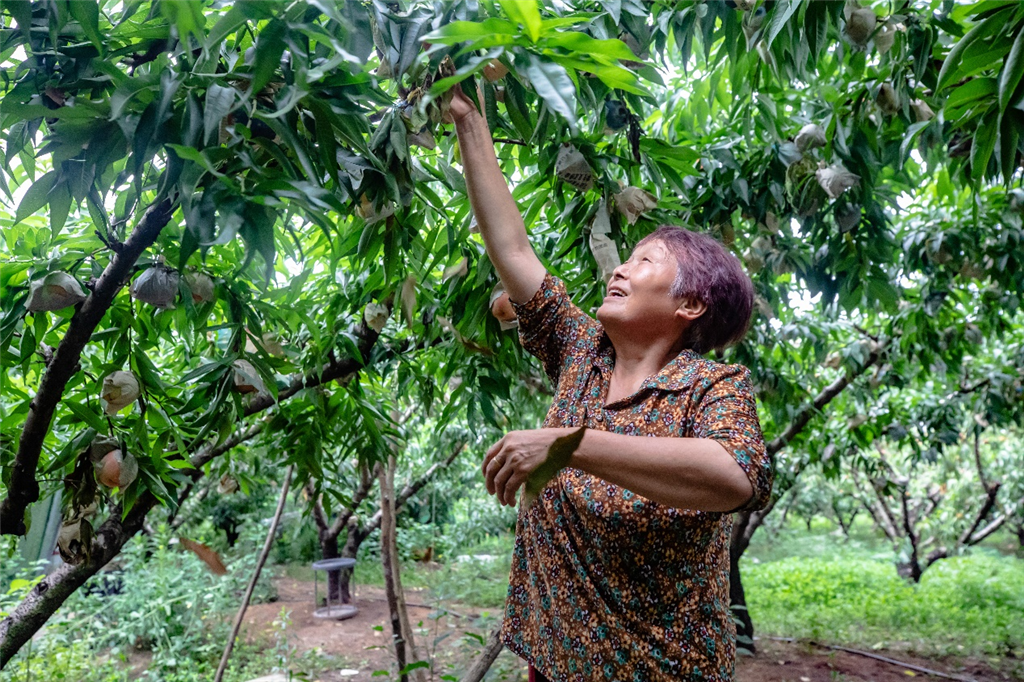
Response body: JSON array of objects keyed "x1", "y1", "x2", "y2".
[{"x1": 636, "y1": 225, "x2": 754, "y2": 355}]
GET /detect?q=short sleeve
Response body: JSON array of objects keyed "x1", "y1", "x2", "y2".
[
  {"x1": 692, "y1": 367, "x2": 774, "y2": 512},
  {"x1": 510, "y1": 274, "x2": 591, "y2": 385}
]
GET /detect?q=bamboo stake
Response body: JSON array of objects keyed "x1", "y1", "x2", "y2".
[{"x1": 213, "y1": 465, "x2": 294, "y2": 682}]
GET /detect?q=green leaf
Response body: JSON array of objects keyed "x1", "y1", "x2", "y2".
[
  {"x1": 3, "y1": 0, "x2": 31, "y2": 38},
  {"x1": 765, "y1": 0, "x2": 803, "y2": 50},
  {"x1": 998, "y1": 23, "x2": 1024, "y2": 112},
  {"x1": 899, "y1": 121, "x2": 931, "y2": 164},
  {"x1": 944, "y1": 77, "x2": 998, "y2": 114},
  {"x1": 64, "y1": 400, "x2": 109, "y2": 434},
  {"x1": 542, "y1": 31, "x2": 640, "y2": 63},
  {"x1": 14, "y1": 171, "x2": 58, "y2": 225},
  {"x1": 804, "y1": 0, "x2": 829, "y2": 62},
  {"x1": 161, "y1": 0, "x2": 207, "y2": 43},
  {"x1": 970, "y1": 110, "x2": 999, "y2": 182},
  {"x1": 204, "y1": 5, "x2": 248, "y2": 52},
  {"x1": 46, "y1": 180, "x2": 72, "y2": 241},
  {"x1": 424, "y1": 18, "x2": 518, "y2": 45},
  {"x1": 251, "y1": 19, "x2": 286, "y2": 94},
  {"x1": 998, "y1": 111, "x2": 1021, "y2": 180},
  {"x1": 936, "y1": 7, "x2": 1014, "y2": 92},
  {"x1": 523, "y1": 427, "x2": 586, "y2": 507},
  {"x1": 204, "y1": 84, "x2": 236, "y2": 145},
  {"x1": 503, "y1": 75, "x2": 535, "y2": 141},
  {"x1": 525, "y1": 55, "x2": 578, "y2": 134},
  {"x1": 68, "y1": 0, "x2": 103, "y2": 51},
  {"x1": 500, "y1": 0, "x2": 542, "y2": 42}
]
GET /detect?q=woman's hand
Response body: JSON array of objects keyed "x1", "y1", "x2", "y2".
[
  {"x1": 483, "y1": 428, "x2": 581, "y2": 506},
  {"x1": 445, "y1": 84, "x2": 484, "y2": 126}
]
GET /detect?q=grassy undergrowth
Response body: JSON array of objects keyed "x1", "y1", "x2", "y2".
[{"x1": 743, "y1": 520, "x2": 1024, "y2": 661}]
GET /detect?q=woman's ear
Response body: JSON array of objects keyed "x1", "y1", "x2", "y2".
[{"x1": 675, "y1": 297, "x2": 707, "y2": 322}]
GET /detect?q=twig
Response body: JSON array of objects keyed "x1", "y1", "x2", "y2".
[
  {"x1": 761, "y1": 637, "x2": 977, "y2": 681},
  {"x1": 461, "y1": 626, "x2": 504, "y2": 682},
  {"x1": 213, "y1": 465, "x2": 294, "y2": 682}
]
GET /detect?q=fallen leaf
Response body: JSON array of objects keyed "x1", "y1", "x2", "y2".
[{"x1": 180, "y1": 537, "x2": 228, "y2": 575}]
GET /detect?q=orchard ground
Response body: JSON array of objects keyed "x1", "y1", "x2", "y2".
[{"x1": 36, "y1": 517, "x2": 1012, "y2": 682}]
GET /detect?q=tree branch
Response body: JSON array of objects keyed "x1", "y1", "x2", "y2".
[
  {"x1": 362, "y1": 441, "x2": 466, "y2": 537},
  {"x1": 461, "y1": 627, "x2": 504, "y2": 682},
  {"x1": 730, "y1": 348, "x2": 885, "y2": 558},
  {"x1": 957, "y1": 482, "x2": 1001, "y2": 548},
  {"x1": 1, "y1": 199, "x2": 175, "y2": 536},
  {"x1": 0, "y1": 320, "x2": 380, "y2": 665},
  {"x1": 765, "y1": 345, "x2": 884, "y2": 457},
  {"x1": 326, "y1": 467, "x2": 379, "y2": 540}
]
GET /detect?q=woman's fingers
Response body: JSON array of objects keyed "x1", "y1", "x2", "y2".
[
  {"x1": 492, "y1": 461, "x2": 517, "y2": 506},
  {"x1": 503, "y1": 472, "x2": 528, "y2": 506},
  {"x1": 483, "y1": 436, "x2": 505, "y2": 475},
  {"x1": 484, "y1": 442, "x2": 508, "y2": 495}
]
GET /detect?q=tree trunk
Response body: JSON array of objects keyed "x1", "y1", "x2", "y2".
[
  {"x1": 730, "y1": 512, "x2": 756, "y2": 653},
  {"x1": 319, "y1": 531, "x2": 342, "y2": 604},
  {"x1": 339, "y1": 521, "x2": 369, "y2": 604}
]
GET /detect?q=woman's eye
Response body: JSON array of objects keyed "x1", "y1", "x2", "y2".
[{"x1": 642, "y1": 257, "x2": 651, "y2": 263}]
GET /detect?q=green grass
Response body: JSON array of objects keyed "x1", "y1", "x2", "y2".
[{"x1": 743, "y1": 524, "x2": 1024, "y2": 660}]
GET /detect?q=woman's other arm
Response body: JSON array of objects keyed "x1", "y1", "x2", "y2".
[
  {"x1": 450, "y1": 89, "x2": 547, "y2": 304},
  {"x1": 484, "y1": 428, "x2": 754, "y2": 511}
]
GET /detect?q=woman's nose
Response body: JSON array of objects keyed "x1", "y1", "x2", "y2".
[{"x1": 610, "y1": 262, "x2": 629, "y2": 280}]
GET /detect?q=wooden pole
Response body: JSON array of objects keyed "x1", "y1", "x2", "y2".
[{"x1": 213, "y1": 465, "x2": 294, "y2": 682}]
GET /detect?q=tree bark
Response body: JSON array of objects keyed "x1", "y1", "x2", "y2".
[
  {"x1": 0, "y1": 321, "x2": 381, "y2": 666},
  {"x1": 213, "y1": 465, "x2": 293, "y2": 682},
  {"x1": 1, "y1": 199, "x2": 175, "y2": 536}
]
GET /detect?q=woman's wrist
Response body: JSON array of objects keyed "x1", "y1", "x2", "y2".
[{"x1": 453, "y1": 110, "x2": 490, "y2": 139}]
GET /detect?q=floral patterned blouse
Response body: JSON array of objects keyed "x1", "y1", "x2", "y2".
[{"x1": 501, "y1": 275, "x2": 773, "y2": 682}]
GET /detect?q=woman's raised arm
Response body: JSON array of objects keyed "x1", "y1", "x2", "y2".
[{"x1": 450, "y1": 88, "x2": 547, "y2": 304}]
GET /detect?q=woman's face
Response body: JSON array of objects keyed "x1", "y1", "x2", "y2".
[{"x1": 596, "y1": 239, "x2": 689, "y2": 333}]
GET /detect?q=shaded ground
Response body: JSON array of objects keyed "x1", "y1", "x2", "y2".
[
  {"x1": 240, "y1": 577, "x2": 1020, "y2": 682},
  {"x1": 241, "y1": 576, "x2": 524, "y2": 681}
]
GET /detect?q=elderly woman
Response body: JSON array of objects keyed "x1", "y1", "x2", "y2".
[{"x1": 451, "y1": 91, "x2": 774, "y2": 682}]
